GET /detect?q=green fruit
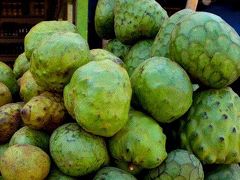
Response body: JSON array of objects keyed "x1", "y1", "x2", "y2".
[
  {"x1": 170, "y1": 12, "x2": 240, "y2": 88},
  {"x1": 0, "y1": 143, "x2": 8, "y2": 158},
  {"x1": 109, "y1": 110, "x2": 167, "y2": 172},
  {"x1": 131, "y1": 57, "x2": 193, "y2": 123},
  {"x1": 50, "y1": 123, "x2": 109, "y2": 176},
  {"x1": 95, "y1": 0, "x2": 115, "y2": 39},
  {"x1": 144, "y1": 149, "x2": 204, "y2": 180},
  {"x1": 30, "y1": 32, "x2": 90, "y2": 92},
  {"x1": 64, "y1": 60, "x2": 132, "y2": 137},
  {"x1": 125, "y1": 39, "x2": 153, "y2": 76},
  {"x1": 13, "y1": 52, "x2": 29, "y2": 79},
  {"x1": 206, "y1": 164, "x2": 240, "y2": 180},
  {"x1": 0, "y1": 82, "x2": 12, "y2": 107},
  {"x1": 104, "y1": 39, "x2": 130, "y2": 59},
  {"x1": 9, "y1": 126, "x2": 49, "y2": 152},
  {"x1": 19, "y1": 70, "x2": 45, "y2": 102},
  {"x1": 0, "y1": 144, "x2": 50, "y2": 180},
  {"x1": 24, "y1": 21, "x2": 77, "y2": 59},
  {"x1": 21, "y1": 92, "x2": 65, "y2": 132},
  {"x1": 0, "y1": 61, "x2": 19, "y2": 95},
  {"x1": 151, "y1": 9, "x2": 194, "y2": 58},
  {"x1": 94, "y1": 167, "x2": 137, "y2": 180},
  {"x1": 47, "y1": 168, "x2": 76, "y2": 180},
  {"x1": 181, "y1": 87, "x2": 240, "y2": 164},
  {"x1": 114, "y1": 0, "x2": 168, "y2": 44},
  {"x1": 0, "y1": 103, "x2": 23, "y2": 143}
]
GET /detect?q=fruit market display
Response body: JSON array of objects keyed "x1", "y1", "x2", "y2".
[{"x1": 0, "y1": 0, "x2": 240, "y2": 179}]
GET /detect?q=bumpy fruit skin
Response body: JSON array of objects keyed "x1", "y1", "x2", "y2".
[
  {"x1": 30, "y1": 32, "x2": 90, "y2": 92},
  {"x1": 50, "y1": 123, "x2": 109, "y2": 177},
  {"x1": 109, "y1": 110, "x2": 167, "y2": 172},
  {"x1": 104, "y1": 39, "x2": 131, "y2": 59},
  {"x1": 0, "y1": 82, "x2": 12, "y2": 107},
  {"x1": 151, "y1": 9, "x2": 193, "y2": 58},
  {"x1": 180, "y1": 87, "x2": 240, "y2": 164},
  {"x1": 131, "y1": 57, "x2": 193, "y2": 123},
  {"x1": 9, "y1": 126, "x2": 50, "y2": 152},
  {"x1": 95, "y1": 0, "x2": 115, "y2": 39},
  {"x1": 24, "y1": 21, "x2": 76, "y2": 59},
  {"x1": 0, "y1": 103, "x2": 23, "y2": 143},
  {"x1": 144, "y1": 149, "x2": 204, "y2": 180},
  {"x1": 125, "y1": 39, "x2": 153, "y2": 76},
  {"x1": 0, "y1": 144, "x2": 50, "y2": 180},
  {"x1": 94, "y1": 167, "x2": 137, "y2": 180},
  {"x1": 47, "y1": 168, "x2": 76, "y2": 180},
  {"x1": 114, "y1": 0, "x2": 168, "y2": 44},
  {"x1": 13, "y1": 52, "x2": 29, "y2": 79},
  {"x1": 206, "y1": 164, "x2": 240, "y2": 180},
  {"x1": 170, "y1": 12, "x2": 240, "y2": 88},
  {"x1": 19, "y1": 70, "x2": 45, "y2": 102},
  {"x1": 0, "y1": 62, "x2": 19, "y2": 95},
  {"x1": 64, "y1": 60, "x2": 132, "y2": 137}
]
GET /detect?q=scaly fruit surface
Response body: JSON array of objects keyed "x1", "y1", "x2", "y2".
[
  {"x1": 181, "y1": 87, "x2": 240, "y2": 164},
  {"x1": 131, "y1": 57, "x2": 193, "y2": 123},
  {"x1": 170, "y1": 12, "x2": 240, "y2": 88},
  {"x1": 0, "y1": 82, "x2": 12, "y2": 107},
  {"x1": 13, "y1": 52, "x2": 29, "y2": 79}
]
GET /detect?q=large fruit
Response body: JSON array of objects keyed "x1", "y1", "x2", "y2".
[
  {"x1": 114, "y1": 0, "x2": 168, "y2": 44},
  {"x1": 50, "y1": 123, "x2": 109, "y2": 177},
  {"x1": 0, "y1": 82, "x2": 12, "y2": 107},
  {"x1": 94, "y1": 167, "x2": 137, "y2": 180},
  {"x1": 64, "y1": 60, "x2": 132, "y2": 137},
  {"x1": 24, "y1": 21, "x2": 77, "y2": 59},
  {"x1": 95, "y1": 0, "x2": 116, "y2": 39},
  {"x1": 30, "y1": 32, "x2": 90, "y2": 92},
  {"x1": 0, "y1": 62, "x2": 19, "y2": 95},
  {"x1": 151, "y1": 9, "x2": 193, "y2": 58},
  {"x1": 144, "y1": 149, "x2": 204, "y2": 180},
  {"x1": 131, "y1": 57, "x2": 193, "y2": 123},
  {"x1": 104, "y1": 39, "x2": 130, "y2": 59},
  {"x1": 181, "y1": 87, "x2": 240, "y2": 164},
  {"x1": 0, "y1": 144, "x2": 50, "y2": 180},
  {"x1": 109, "y1": 110, "x2": 167, "y2": 173},
  {"x1": 0, "y1": 103, "x2": 23, "y2": 143},
  {"x1": 125, "y1": 39, "x2": 153, "y2": 76},
  {"x1": 169, "y1": 12, "x2": 240, "y2": 88},
  {"x1": 13, "y1": 52, "x2": 30, "y2": 79},
  {"x1": 47, "y1": 167, "x2": 76, "y2": 180},
  {"x1": 9, "y1": 126, "x2": 50, "y2": 152}
]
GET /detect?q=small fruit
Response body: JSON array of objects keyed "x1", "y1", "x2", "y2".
[
  {"x1": 13, "y1": 52, "x2": 30, "y2": 79},
  {"x1": 0, "y1": 82, "x2": 12, "y2": 107},
  {"x1": 104, "y1": 39, "x2": 130, "y2": 59}
]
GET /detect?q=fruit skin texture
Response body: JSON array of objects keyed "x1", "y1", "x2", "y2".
[
  {"x1": 151, "y1": 9, "x2": 193, "y2": 58},
  {"x1": 131, "y1": 57, "x2": 193, "y2": 123},
  {"x1": 114, "y1": 0, "x2": 168, "y2": 44},
  {"x1": 125, "y1": 39, "x2": 153, "y2": 76},
  {"x1": 0, "y1": 103, "x2": 23, "y2": 143},
  {"x1": 0, "y1": 82, "x2": 12, "y2": 107},
  {"x1": 144, "y1": 149, "x2": 204, "y2": 180},
  {"x1": 0, "y1": 144, "x2": 50, "y2": 180},
  {"x1": 13, "y1": 52, "x2": 30, "y2": 79},
  {"x1": 0, "y1": 62, "x2": 19, "y2": 95},
  {"x1": 9, "y1": 126, "x2": 50, "y2": 152},
  {"x1": 64, "y1": 60, "x2": 132, "y2": 137},
  {"x1": 180, "y1": 87, "x2": 240, "y2": 164},
  {"x1": 21, "y1": 92, "x2": 65, "y2": 132},
  {"x1": 109, "y1": 110, "x2": 167, "y2": 171},
  {"x1": 30, "y1": 32, "x2": 90, "y2": 92},
  {"x1": 24, "y1": 21, "x2": 77, "y2": 59},
  {"x1": 47, "y1": 168, "x2": 76, "y2": 180},
  {"x1": 94, "y1": 167, "x2": 137, "y2": 180},
  {"x1": 19, "y1": 70, "x2": 45, "y2": 102},
  {"x1": 95, "y1": 0, "x2": 115, "y2": 39},
  {"x1": 170, "y1": 12, "x2": 240, "y2": 88},
  {"x1": 104, "y1": 39, "x2": 131, "y2": 60},
  {"x1": 206, "y1": 164, "x2": 240, "y2": 180},
  {"x1": 50, "y1": 123, "x2": 109, "y2": 177}
]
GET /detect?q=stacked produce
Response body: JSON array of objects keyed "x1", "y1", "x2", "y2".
[{"x1": 0, "y1": 0, "x2": 240, "y2": 179}]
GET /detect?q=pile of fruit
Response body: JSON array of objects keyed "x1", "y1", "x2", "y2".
[{"x1": 0, "y1": 0, "x2": 240, "y2": 179}]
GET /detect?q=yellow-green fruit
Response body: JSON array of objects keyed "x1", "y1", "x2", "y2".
[
  {"x1": 0, "y1": 82, "x2": 12, "y2": 107},
  {"x1": 0, "y1": 144, "x2": 50, "y2": 180},
  {"x1": 0, "y1": 103, "x2": 23, "y2": 143},
  {"x1": 24, "y1": 21, "x2": 77, "y2": 59},
  {"x1": 21, "y1": 92, "x2": 65, "y2": 132},
  {"x1": 13, "y1": 52, "x2": 29, "y2": 79}
]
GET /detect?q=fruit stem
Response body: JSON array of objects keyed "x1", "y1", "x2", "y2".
[
  {"x1": 128, "y1": 163, "x2": 136, "y2": 171},
  {"x1": 185, "y1": 0, "x2": 198, "y2": 11}
]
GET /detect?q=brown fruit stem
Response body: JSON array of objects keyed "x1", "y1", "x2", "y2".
[
  {"x1": 128, "y1": 163, "x2": 137, "y2": 171},
  {"x1": 185, "y1": 0, "x2": 198, "y2": 11}
]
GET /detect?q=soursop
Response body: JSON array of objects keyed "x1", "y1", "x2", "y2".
[
  {"x1": 13, "y1": 52, "x2": 29, "y2": 79},
  {"x1": 104, "y1": 39, "x2": 130, "y2": 59}
]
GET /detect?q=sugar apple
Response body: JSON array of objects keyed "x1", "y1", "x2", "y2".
[{"x1": 13, "y1": 52, "x2": 29, "y2": 79}]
